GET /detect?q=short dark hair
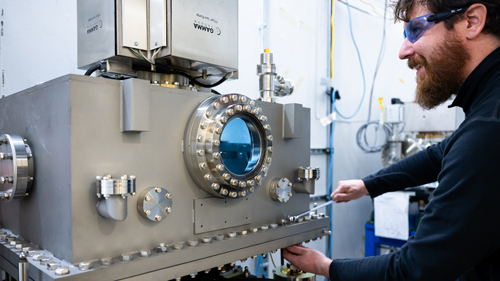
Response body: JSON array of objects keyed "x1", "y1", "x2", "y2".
[{"x1": 393, "y1": 0, "x2": 500, "y2": 38}]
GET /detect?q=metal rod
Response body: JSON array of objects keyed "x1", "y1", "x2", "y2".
[
  {"x1": 291, "y1": 201, "x2": 335, "y2": 221},
  {"x1": 18, "y1": 252, "x2": 28, "y2": 281}
]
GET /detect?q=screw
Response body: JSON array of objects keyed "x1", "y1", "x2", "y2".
[
  {"x1": 188, "y1": 240, "x2": 198, "y2": 247},
  {"x1": 219, "y1": 117, "x2": 227, "y2": 124},
  {"x1": 155, "y1": 215, "x2": 162, "y2": 222},
  {"x1": 215, "y1": 234, "x2": 225, "y2": 241},
  {"x1": 201, "y1": 236, "x2": 212, "y2": 243},
  {"x1": 100, "y1": 257, "x2": 113, "y2": 266},
  {"x1": 268, "y1": 147, "x2": 273, "y2": 152},
  {"x1": 197, "y1": 135, "x2": 204, "y2": 142},
  {"x1": 121, "y1": 253, "x2": 133, "y2": 261},
  {"x1": 155, "y1": 187, "x2": 161, "y2": 193},
  {"x1": 215, "y1": 128, "x2": 222, "y2": 134},
  {"x1": 229, "y1": 191, "x2": 237, "y2": 198},
  {"x1": 267, "y1": 135, "x2": 273, "y2": 141},
  {"x1": 165, "y1": 207, "x2": 172, "y2": 213},
  {"x1": 145, "y1": 210, "x2": 151, "y2": 216},
  {"x1": 213, "y1": 102, "x2": 220, "y2": 109},
  {"x1": 199, "y1": 162, "x2": 207, "y2": 169},
  {"x1": 173, "y1": 242, "x2": 184, "y2": 250},
  {"x1": 134, "y1": 42, "x2": 138, "y2": 46},
  {"x1": 78, "y1": 261, "x2": 93, "y2": 271},
  {"x1": 204, "y1": 174, "x2": 213, "y2": 181},
  {"x1": 240, "y1": 230, "x2": 248, "y2": 235},
  {"x1": 156, "y1": 243, "x2": 168, "y2": 253},
  {"x1": 139, "y1": 250, "x2": 151, "y2": 257},
  {"x1": 212, "y1": 183, "x2": 220, "y2": 190},
  {"x1": 239, "y1": 191, "x2": 246, "y2": 197},
  {"x1": 165, "y1": 193, "x2": 172, "y2": 199},
  {"x1": 55, "y1": 267, "x2": 70, "y2": 276},
  {"x1": 248, "y1": 187, "x2": 255, "y2": 193},
  {"x1": 221, "y1": 96, "x2": 229, "y2": 103},
  {"x1": 226, "y1": 109, "x2": 235, "y2": 116},
  {"x1": 223, "y1": 173, "x2": 231, "y2": 180},
  {"x1": 197, "y1": 150, "x2": 205, "y2": 156},
  {"x1": 260, "y1": 225, "x2": 268, "y2": 231},
  {"x1": 145, "y1": 195, "x2": 151, "y2": 201},
  {"x1": 213, "y1": 139, "x2": 220, "y2": 146},
  {"x1": 47, "y1": 262, "x2": 60, "y2": 271},
  {"x1": 213, "y1": 152, "x2": 221, "y2": 159},
  {"x1": 190, "y1": 273, "x2": 198, "y2": 278}
]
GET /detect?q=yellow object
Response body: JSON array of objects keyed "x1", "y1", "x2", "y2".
[
  {"x1": 399, "y1": 78, "x2": 404, "y2": 83},
  {"x1": 378, "y1": 98, "x2": 384, "y2": 110},
  {"x1": 331, "y1": 0, "x2": 335, "y2": 79},
  {"x1": 264, "y1": 49, "x2": 270, "y2": 53}
]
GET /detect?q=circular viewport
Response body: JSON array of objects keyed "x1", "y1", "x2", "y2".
[{"x1": 220, "y1": 117, "x2": 262, "y2": 176}]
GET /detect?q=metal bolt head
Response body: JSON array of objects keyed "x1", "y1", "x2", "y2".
[
  {"x1": 213, "y1": 139, "x2": 220, "y2": 146},
  {"x1": 201, "y1": 236, "x2": 212, "y2": 243},
  {"x1": 212, "y1": 183, "x2": 220, "y2": 191},
  {"x1": 155, "y1": 215, "x2": 162, "y2": 222},
  {"x1": 223, "y1": 173, "x2": 231, "y2": 180},
  {"x1": 215, "y1": 234, "x2": 225, "y2": 241},
  {"x1": 32, "y1": 254, "x2": 45, "y2": 261},
  {"x1": 100, "y1": 257, "x2": 113, "y2": 266},
  {"x1": 230, "y1": 179, "x2": 238, "y2": 186},
  {"x1": 155, "y1": 187, "x2": 161, "y2": 193},
  {"x1": 239, "y1": 191, "x2": 246, "y2": 197},
  {"x1": 268, "y1": 146, "x2": 273, "y2": 152},
  {"x1": 235, "y1": 105, "x2": 243, "y2": 112},
  {"x1": 264, "y1": 124, "x2": 271, "y2": 131},
  {"x1": 204, "y1": 174, "x2": 213, "y2": 181},
  {"x1": 229, "y1": 191, "x2": 237, "y2": 198},
  {"x1": 47, "y1": 262, "x2": 60, "y2": 271},
  {"x1": 250, "y1": 228, "x2": 258, "y2": 233},
  {"x1": 156, "y1": 244, "x2": 168, "y2": 253},
  {"x1": 165, "y1": 207, "x2": 172, "y2": 213},
  {"x1": 221, "y1": 96, "x2": 229, "y2": 103},
  {"x1": 247, "y1": 180, "x2": 255, "y2": 186},
  {"x1": 270, "y1": 223, "x2": 278, "y2": 228},
  {"x1": 197, "y1": 135, "x2": 204, "y2": 142},
  {"x1": 216, "y1": 164, "x2": 225, "y2": 171},
  {"x1": 165, "y1": 193, "x2": 172, "y2": 199},
  {"x1": 78, "y1": 261, "x2": 92, "y2": 271},
  {"x1": 134, "y1": 42, "x2": 138, "y2": 46},
  {"x1": 145, "y1": 210, "x2": 151, "y2": 216},
  {"x1": 215, "y1": 127, "x2": 222, "y2": 134},
  {"x1": 213, "y1": 102, "x2": 220, "y2": 109},
  {"x1": 173, "y1": 242, "x2": 184, "y2": 250},
  {"x1": 187, "y1": 240, "x2": 199, "y2": 247},
  {"x1": 267, "y1": 135, "x2": 273, "y2": 141},
  {"x1": 226, "y1": 109, "x2": 235, "y2": 116},
  {"x1": 55, "y1": 267, "x2": 70, "y2": 276},
  {"x1": 248, "y1": 187, "x2": 255, "y2": 193},
  {"x1": 260, "y1": 225, "x2": 269, "y2": 231},
  {"x1": 121, "y1": 253, "x2": 133, "y2": 261},
  {"x1": 139, "y1": 250, "x2": 151, "y2": 257},
  {"x1": 255, "y1": 175, "x2": 262, "y2": 182},
  {"x1": 240, "y1": 230, "x2": 248, "y2": 235},
  {"x1": 213, "y1": 152, "x2": 221, "y2": 159},
  {"x1": 240, "y1": 96, "x2": 247, "y2": 102},
  {"x1": 197, "y1": 150, "x2": 205, "y2": 156},
  {"x1": 230, "y1": 95, "x2": 238, "y2": 101},
  {"x1": 259, "y1": 115, "x2": 267, "y2": 122},
  {"x1": 200, "y1": 122, "x2": 207, "y2": 130},
  {"x1": 190, "y1": 273, "x2": 198, "y2": 278},
  {"x1": 239, "y1": 181, "x2": 247, "y2": 188},
  {"x1": 27, "y1": 250, "x2": 38, "y2": 257},
  {"x1": 219, "y1": 117, "x2": 227, "y2": 124},
  {"x1": 145, "y1": 195, "x2": 151, "y2": 201},
  {"x1": 220, "y1": 188, "x2": 228, "y2": 196},
  {"x1": 199, "y1": 162, "x2": 207, "y2": 169},
  {"x1": 40, "y1": 257, "x2": 53, "y2": 265}
]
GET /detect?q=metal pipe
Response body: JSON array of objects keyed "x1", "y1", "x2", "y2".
[
  {"x1": 290, "y1": 201, "x2": 335, "y2": 221},
  {"x1": 18, "y1": 252, "x2": 28, "y2": 281}
]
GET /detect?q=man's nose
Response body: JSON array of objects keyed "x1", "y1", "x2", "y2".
[{"x1": 399, "y1": 38, "x2": 415, "y2": 60}]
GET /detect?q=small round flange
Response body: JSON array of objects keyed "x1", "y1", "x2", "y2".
[
  {"x1": 0, "y1": 134, "x2": 34, "y2": 201},
  {"x1": 269, "y1": 178, "x2": 292, "y2": 203},
  {"x1": 96, "y1": 175, "x2": 136, "y2": 198},
  {"x1": 137, "y1": 187, "x2": 173, "y2": 222}
]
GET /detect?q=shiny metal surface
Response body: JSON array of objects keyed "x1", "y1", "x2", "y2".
[
  {"x1": 184, "y1": 94, "x2": 273, "y2": 199},
  {"x1": 96, "y1": 175, "x2": 136, "y2": 197},
  {"x1": 137, "y1": 187, "x2": 173, "y2": 222},
  {"x1": 257, "y1": 50, "x2": 294, "y2": 102},
  {"x1": 0, "y1": 134, "x2": 34, "y2": 201},
  {"x1": 269, "y1": 178, "x2": 292, "y2": 203},
  {"x1": 18, "y1": 252, "x2": 28, "y2": 281},
  {"x1": 273, "y1": 265, "x2": 315, "y2": 280}
]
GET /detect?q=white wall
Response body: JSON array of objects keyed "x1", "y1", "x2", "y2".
[{"x1": 0, "y1": 0, "x2": 420, "y2": 271}]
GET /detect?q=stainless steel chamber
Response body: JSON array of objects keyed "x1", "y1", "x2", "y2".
[{"x1": 0, "y1": 75, "x2": 328, "y2": 280}]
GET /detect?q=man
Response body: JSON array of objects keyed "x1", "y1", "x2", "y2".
[{"x1": 283, "y1": 0, "x2": 500, "y2": 280}]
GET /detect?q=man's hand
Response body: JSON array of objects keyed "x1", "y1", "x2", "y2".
[
  {"x1": 331, "y1": 180, "x2": 369, "y2": 203},
  {"x1": 282, "y1": 245, "x2": 332, "y2": 278}
]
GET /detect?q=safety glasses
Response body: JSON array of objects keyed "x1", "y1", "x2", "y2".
[{"x1": 404, "y1": 7, "x2": 469, "y2": 43}]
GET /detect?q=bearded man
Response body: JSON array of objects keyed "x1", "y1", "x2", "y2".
[{"x1": 283, "y1": 1, "x2": 500, "y2": 280}]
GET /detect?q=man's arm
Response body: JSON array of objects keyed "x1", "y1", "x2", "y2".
[
  {"x1": 328, "y1": 119, "x2": 500, "y2": 280},
  {"x1": 332, "y1": 139, "x2": 447, "y2": 202}
]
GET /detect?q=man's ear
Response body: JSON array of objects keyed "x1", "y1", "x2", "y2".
[{"x1": 464, "y1": 4, "x2": 487, "y2": 40}]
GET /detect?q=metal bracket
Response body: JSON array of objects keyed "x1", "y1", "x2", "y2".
[{"x1": 120, "y1": 78, "x2": 151, "y2": 133}]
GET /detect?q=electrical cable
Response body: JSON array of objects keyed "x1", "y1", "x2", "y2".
[
  {"x1": 211, "y1": 89, "x2": 222, "y2": 95},
  {"x1": 355, "y1": 0, "x2": 390, "y2": 153},
  {"x1": 334, "y1": 0, "x2": 367, "y2": 120},
  {"x1": 260, "y1": 255, "x2": 268, "y2": 278},
  {"x1": 84, "y1": 63, "x2": 101, "y2": 76},
  {"x1": 270, "y1": 252, "x2": 277, "y2": 268},
  {"x1": 154, "y1": 65, "x2": 232, "y2": 88}
]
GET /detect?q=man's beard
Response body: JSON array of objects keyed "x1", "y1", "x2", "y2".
[{"x1": 408, "y1": 33, "x2": 470, "y2": 110}]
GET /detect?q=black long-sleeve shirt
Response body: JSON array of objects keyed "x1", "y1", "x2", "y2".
[{"x1": 329, "y1": 47, "x2": 500, "y2": 281}]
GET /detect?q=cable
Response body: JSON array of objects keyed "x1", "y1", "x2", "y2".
[
  {"x1": 366, "y1": 0, "x2": 388, "y2": 123},
  {"x1": 356, "y1": 122, "x2": 392, "y2": 153},
  {"x1": 84, "y1": 63, "x2": 101, "y2": 76},
  {"x1": 270, "y1": 252, "x2": 277, "y2": 268},
  {"x1": 334, "y1": 0, "x2": 367, "y2": 120},
  {"x1": 211, "y1": 89, "x2": 222, "y2": 95},
  {"x1": 154, "y1": 65, "x2": 232, "y2": 88}
]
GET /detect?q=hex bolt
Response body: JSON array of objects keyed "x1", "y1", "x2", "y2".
[
  {"x1": 55, "y1": 267, "x2": 70, "y2": 276},
  {"x1": 260, "y1": 225, "x2": 269, "y2": 231},
  {"x1": 204, "y1": 174, "x2": 213, "y2": 181},
  {"x1": 145, "y1": 210, "x2": 151, "y2": 216},
  {"x1": 226, "y1": 109, "x2": 235, "y2": 116},
  {"x1": 240, "y1": 258, "x2": 247, "y2": 263},
  {"x1": 221, "y1": 96, "x2": 229, "y2": 104},
  {"x1": 259, "y1": 115, "x2": 267, "y2": 122},
  {"x1": 213, "y1": 102, "x2": 220, "y2": 109},
  {"x1": 32, "y1": 254, "x2": 45, "y2": 261},
  {"x1": 220, "y1": 188, "x2": 228, "y2": 196},
  {"x1": 219, "y1": 117, "x2": 227, "y2": 124},
  {"x1": 40, "y1": 257, "x2": 53, "y2": 265},
  {"x1": 27, "y1": 250, "x2": 38, "y2": 257},
  {"x1": 145, "y1": 195, "x2": 151, "y2": 202},
  {"x1": 197, "y1": 150, "x2": 205, "y2": 156},
  {"x1": 134, "y1": 42, "x2": 138, "y2": 46},
  {"x1": 78, "y1": 261, "x2": 93, "y2": 271},
  {"x1": 215, "y1": 234, "x2": 225, "y2": 241},
  {"x1": 187, "y1": 240, "x2": 199, "y2": 247},
  {"x1": 165, "y1": 193, "x2": 172, "y2": 199},
  {"x1": 240, "y1": 96, "x2": 247, "y2": 102},
  {"x1": 201, "y1": 236, "x2": 212, "y2": 243},
  {"x1": 139, "y1": 250, "x2": 151, "y2": 257},
  {"x1": 200, "y1": 122, "x2": 208, "y2": 130},
  {"x1": 267, "y1": 135, "x2": 273, "y2": 141},
  {"x1": 100, "y1": 257, "x2": 113, "y2": 266},
  {"x1": 223, "y1": 173, "x2": 231, "y2": 180},
  {"x1": 229, "y1": 192, "x2": 237, "y2": 198},
  {"x1": 155, "y1": 187, "x2": 161, "y2": 193},
  {"x1": 120, "y1": 253, "x2": 133, "y2": 261},
  {"x1": 173, "y1": 242, "x2": 184, "y2": 250},
  {"x1": 47, "y1": 262, "x2": 60, "y2": 271},
  {"x1": 244, "y1": 105, "x2": 251, "y2": 112},
  {"x1": 227, "y1": 232, "x2": 237, "y2": 238},
  {"x1": 155, "y1": 215, "x2": 162, "y2": 222},
  {"x1": 252, "y1": 256, "x2": 257, "y2": 259},
  {"x1": 212, "y1": 183, "x2": 220, "y2": 191},
  {"x1": 165, "y1": 207, "x2": 172, "y2": 213}
]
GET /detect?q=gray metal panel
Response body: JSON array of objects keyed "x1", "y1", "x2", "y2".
[
  {"x1": 120, "y1": 78, "x2": 151, "y2": 132},
  {"x1": 194, "y1": 197, "x2": 252, "y2": 234},
  {"x1": 0, "y1": 75, "x2": 73, "y2": 262},
  {"x1": 283, "y1": 103, "x2": 304, "y2": 139},
  {"x1": 121, "y1": 0, "x2": 148, "y2": 50},
  {"x1": 77, "y1": 0, "x2": 116, "y2": 69},
  {"x1": 150, "y1": 0, "x2": 167, "y2": 50},
  {"x1": 170, "y1": 0, "x2": 238, "y2": 70}
]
